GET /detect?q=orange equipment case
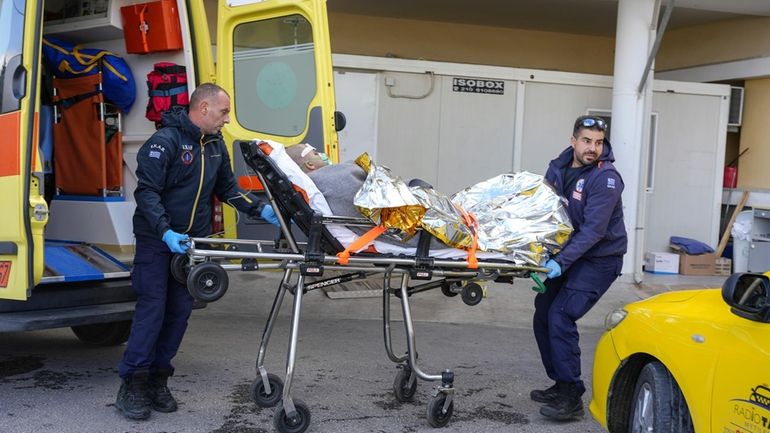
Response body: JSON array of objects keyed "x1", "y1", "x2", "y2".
[{"x1": 120, "y1": 0, "x2": 183, "y2": 54}]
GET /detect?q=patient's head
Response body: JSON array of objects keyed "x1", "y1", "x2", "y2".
[{"x1": 286, "y1": 143, "x2": 331, "y2": 173}]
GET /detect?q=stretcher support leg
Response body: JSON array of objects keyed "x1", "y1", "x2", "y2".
[
  {"x1": 398, "y1": 274, "x2": 443, "y2": 383},
  {"x1": 382, "y1": 273, "x2": 407, "y2": 364},
  {"x1": 256, "y1": 268, "x2": 292, "y2": 394},
  {"x1": 280, "y1": 273, "x2": 305, "y2": 417},
  {"x1": 397, "y1": 274, "x2": 456, "y2": 426}
]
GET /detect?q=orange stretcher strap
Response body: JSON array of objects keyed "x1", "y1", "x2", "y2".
[
  {"x1": 337, "y1": 225, "x2": 386, "y2": 265},
  {"x1": 459, "y1": 208, "x2": 479, "y2": 269}
]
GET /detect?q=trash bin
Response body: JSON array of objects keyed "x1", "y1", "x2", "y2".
[{"x1": 732, "y1": 210, "x2": 753, "y2": 273}]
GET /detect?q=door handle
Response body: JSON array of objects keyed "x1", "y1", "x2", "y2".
[{"x1": 12, "y1": 59, "x2": 27, "y2": 100}]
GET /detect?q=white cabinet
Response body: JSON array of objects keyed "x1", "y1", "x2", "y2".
[
  {"x1": 44, "y1": 0, "x2": 130, "y2": 42},
  {"x1": 748, "y1": 208, "x2": 770, "y2": 272}
]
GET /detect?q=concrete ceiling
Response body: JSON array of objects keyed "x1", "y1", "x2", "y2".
[{"x1": 327, "y1": 0, "x2": 770, "y2": 37}]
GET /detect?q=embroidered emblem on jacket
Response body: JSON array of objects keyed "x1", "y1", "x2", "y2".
[{"x1": 181, "y1": 150, "x2": 194, "y2": 165}]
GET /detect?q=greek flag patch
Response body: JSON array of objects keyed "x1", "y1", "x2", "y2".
[
  {"x1": 607, "y1": 178, "x2": 616, "y2": 189},
  {"x1": 149, "y1": 150, "x2": 161, "y2": 159}
]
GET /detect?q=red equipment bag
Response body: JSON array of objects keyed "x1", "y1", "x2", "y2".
[{"x1": 146, "y1": 62, "x2": 188, "y2": 124}]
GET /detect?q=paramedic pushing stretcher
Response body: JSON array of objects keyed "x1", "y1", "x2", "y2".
[
  {"x1": 531, "y1": 115, "x2": 627, "y2": 421},
  {"x1": 116, "y1": 83, "x2": 279, "y2": 421}
]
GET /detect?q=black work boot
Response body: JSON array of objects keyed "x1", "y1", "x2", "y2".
[
  {"x1": 116, "y1": 371, "x2": 151, "y2": 420},
  {"x1": 539, "y1": 382, "x2": 584, "y2": 421},
  {"x1": 530, "y1": 382, "x2": 562, "y2": 404},
  {"x1": 147, "y1": 370, "x2": 178, "y2": 412}
]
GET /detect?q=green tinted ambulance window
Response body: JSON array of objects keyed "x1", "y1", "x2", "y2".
[{"x1": 233, "y1": 14, "x2": 316, "y2": 137}]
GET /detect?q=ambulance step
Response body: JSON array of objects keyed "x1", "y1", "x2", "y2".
[
  {"x1": 0, "y1": 302, "x2": 135, "y2": 332},
  {"x1": 41, "y1": 242, "x2": 130, "y2": 284}
]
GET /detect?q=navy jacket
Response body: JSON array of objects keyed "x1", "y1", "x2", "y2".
[
  {"x1": 544, "y1": 140, "x2": 627, "y2": 270},
  {"x1": 133, "y1": 107, "x2": 263, "y2": 239}
]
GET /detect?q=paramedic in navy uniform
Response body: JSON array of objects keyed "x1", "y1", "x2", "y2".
[
  {"x1": 530, "y1": 115, "x2": 627, "y2": 421},
  {"x1": 115, "y1": 83, "x2": 279, "y2": 420}
]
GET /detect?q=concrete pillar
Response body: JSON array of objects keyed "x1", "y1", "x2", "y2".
[{"x1": 611, "y1": 0, "x2": 657, "y2": 282}]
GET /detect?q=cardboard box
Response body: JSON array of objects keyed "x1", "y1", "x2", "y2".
[
  {"x1": 714, "y1": 257, "x2": 732, "y2": 276},
  {"x1": 677, "y1": 252, "x2": 716, "y2": 276},
  {"x1": 644, "y1": 252, "x2": 679, "y2": 274}
]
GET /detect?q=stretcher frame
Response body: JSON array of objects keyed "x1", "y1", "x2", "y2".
[{"x1": 182, "y1": 140, "x2": 546, "y2": 433}]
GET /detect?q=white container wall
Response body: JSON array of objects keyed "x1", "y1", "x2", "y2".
[{"x1": 333, "y1": 54, "x2": 730, "y2": 275}]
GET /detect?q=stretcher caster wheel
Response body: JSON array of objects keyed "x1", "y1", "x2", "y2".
[
  {"x1": 426, "y1": 393, "x2": 454, "y2": 427},
  {"x1": 393, "y1": 366, "x2": 418, "y2": 402},
  {"x1": 461, "y1": 283, "x2": 483, "y2": 306},
  {"x1": 251, "y1": 373, "x2": 284, "y2": 408},
  {"x1": 440, "y1": 282, "x2": 459, "y2": 297},
  {"x1": 273, "y1": 399, "x2": 311, "y2": 433},
  {"x1": 170, "y1": 254, "x2": 191, "y2": 284},
  {"x1": 187, "y1": 262, "x2": 229, "y2": 302}
]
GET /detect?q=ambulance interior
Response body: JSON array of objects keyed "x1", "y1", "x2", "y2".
[{"x1": 38, "y1": 0, "x2": 197, "y2": 283}]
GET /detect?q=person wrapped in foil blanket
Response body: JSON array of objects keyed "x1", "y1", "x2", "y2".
[
  {"x1": 262, "y1": 140, "x2": 571, "y2": 266},
  {"x1": 351, "y1": 153, "x2": 572, "y2": 266}
]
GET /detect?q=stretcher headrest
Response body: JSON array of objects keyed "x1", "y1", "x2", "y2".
[{"x1": 239, "y1": 140, "x2": 345, "y2": 255}]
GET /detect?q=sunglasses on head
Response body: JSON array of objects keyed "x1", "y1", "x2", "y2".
[{"x1": 578, "y1": 117, "x2": 607, "y2": 131}]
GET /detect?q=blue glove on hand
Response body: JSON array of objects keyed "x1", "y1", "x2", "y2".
[
  {"x1": 260, "y1": 205, "x2": 280, "y2": 227},
  {"x1": 545, "y1": 259, "x2": 562, "y2": 279},
  {"x1": 162, "y1": 230, "x2": 190, "y2": 254}
]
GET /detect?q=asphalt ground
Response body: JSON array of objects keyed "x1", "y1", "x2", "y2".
[{"x1": 0, "y1": 270, "x2": 724, "y2": 433}]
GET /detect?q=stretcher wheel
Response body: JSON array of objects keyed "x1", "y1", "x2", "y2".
[
  {"x1": 273, "y1": 399, "x2": 311, "y2": 433},
  {"x1": 461, "y1": 283, "x2": 483, "y2": 306},
  {"x1": 440, "y1": 282, "x2": 459, "y2": 297},
  {"x1": 170, "y1": 254, "x2": 191, "y2": 284},
  {"x1": 426, "y1": 393, "x2": 454, "y2": 427},
  {"x1": 251, "y1": 373, "x2": 284, "y2": 408},
  {"x1": 393, "y1": 366, "x2": 418, "y2": 402},
  {"x1": 187, "y1": 262, "x2": 229, "y2": 302}
]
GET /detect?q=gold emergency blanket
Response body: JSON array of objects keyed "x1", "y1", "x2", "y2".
[
  {"x1": 353, "y1": 153, "x2": 425, "y2": 239},
  {"x1": 353, "y1": 154, "x2": 472, "y2": 247},
  {"x1": 451, "y1": 172, "x2": 573, "y2": 265},
  {"x1": 410, "y1": 186, "x2": 475, "y2": 249},
  {"x1": 353, "y1": 153, "x2": 572, "y2": 264}
]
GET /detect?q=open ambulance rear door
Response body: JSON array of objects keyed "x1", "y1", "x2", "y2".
[
  {"x1": 213, "y1": 0, "x2": 340, "y2": 239},
  {"x1": 0, "y1": 0, "x2": 47, "y2": 300}
]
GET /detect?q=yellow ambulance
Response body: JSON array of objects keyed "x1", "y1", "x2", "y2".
[{"x1": 0, "y1": 0, "x2": 340, "y2": 343}]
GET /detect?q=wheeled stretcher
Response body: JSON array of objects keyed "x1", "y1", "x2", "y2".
[{"x1": 179, "y1": 140, "x2": 548, "y2": 433}]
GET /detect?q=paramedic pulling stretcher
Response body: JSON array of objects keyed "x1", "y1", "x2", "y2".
[{"x1": 175, "y1": 140, "x2": 562, "y2": 432}]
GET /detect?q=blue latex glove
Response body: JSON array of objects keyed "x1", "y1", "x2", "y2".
[
  {"x1": 260, "y1": 205, "x2": 280, "y2": 227},
  {"x1": 162, "y1": 230, "x2": 190, "y2": 254},
  {"x1": 545, "y1": 259, "x2": 562, "y2": 279}
]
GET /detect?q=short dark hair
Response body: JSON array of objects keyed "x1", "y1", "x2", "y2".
[
  {"x1": 190, "y1": 83, "x2": 229, "y2": 108},
  {"x1": 573, "y1": 115, "x2": 608, "y2": 136}
]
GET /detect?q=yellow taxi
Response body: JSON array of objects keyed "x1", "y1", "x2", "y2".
[{"x1": 590, "y1": 272, "x2": 770, "y2": 432}]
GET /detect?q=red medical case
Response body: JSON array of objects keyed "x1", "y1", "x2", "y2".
[{"x1": 121, "y1": 0, "x2": 183, "y2": 54}]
